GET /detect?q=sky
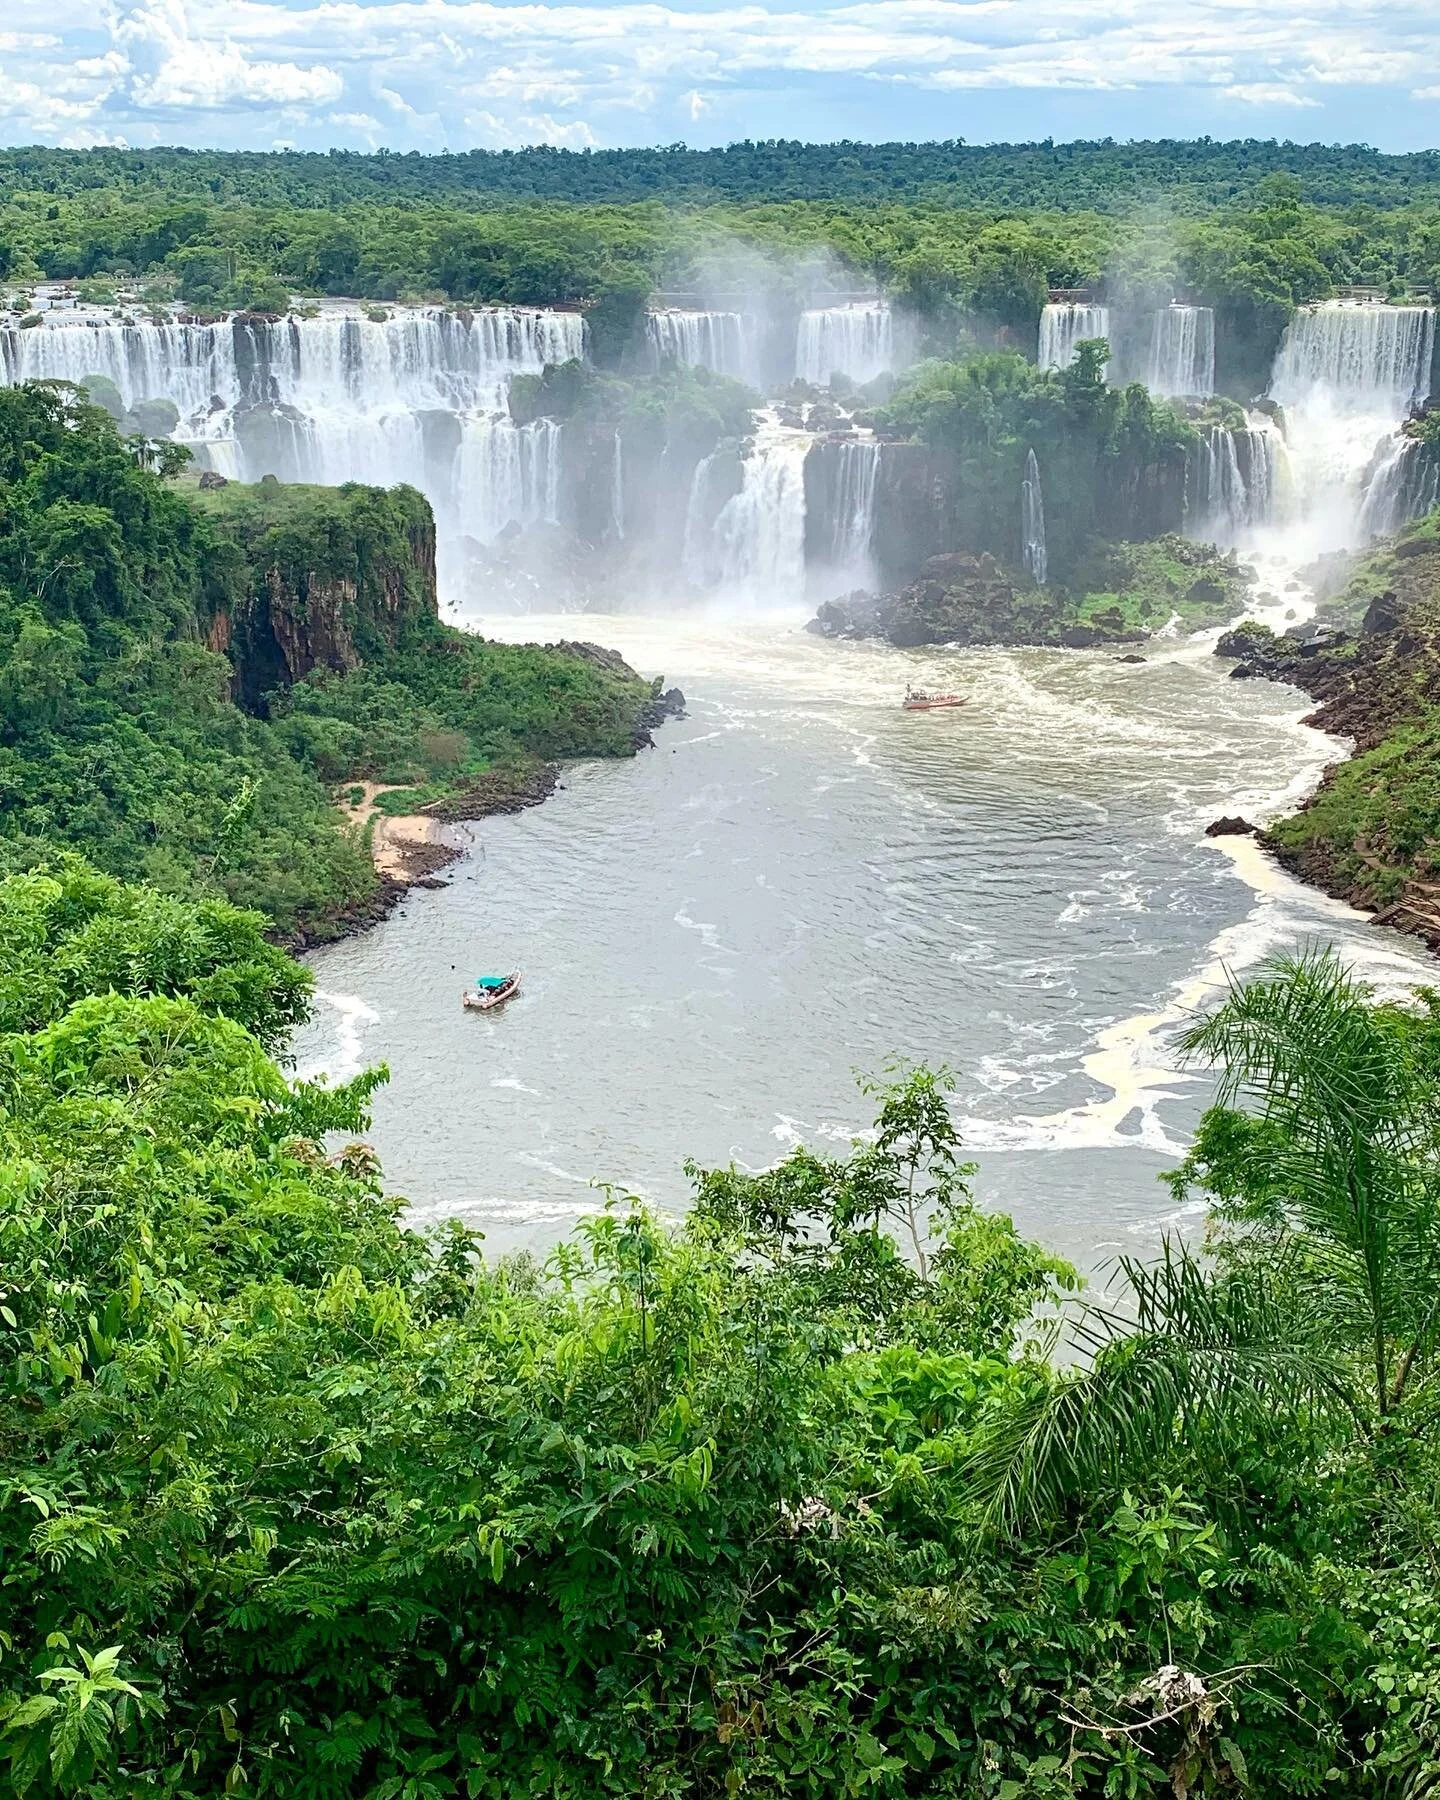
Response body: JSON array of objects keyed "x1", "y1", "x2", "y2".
[{"x1": 2, "y1": 0, "x2": 1439, "y2": 157}]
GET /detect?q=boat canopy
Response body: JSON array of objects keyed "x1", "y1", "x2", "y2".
[{"x1": 474, "y1": 974, "x2": 511, "y2": 990}]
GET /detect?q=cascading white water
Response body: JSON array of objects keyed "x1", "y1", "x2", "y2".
[
  {"x1": 1190, "y1": 422, "x2": 1288, "y2": 543},
  {"x1": 795, "y1": 305, "x2": 894, "y2": 386},
  {"x1": 1272, "y1": 304, "x2": 1434, "y2": 406},
  {"x1": 821, "y1": 440, "x2": 880, "y2": 570},
  {"x1": 0, "y1": 304, "x2": 586, "y2": 586},
  {"x1": 1021, "y1": 448, "x2": 1048, "y2": 585},
  {"x1": 645, "y1": 310, "x2": 758, "y2": 382},
  {"x1": 610, "y1": 429, "x2": 625, "y2": 540},
  {"x1": 680, "y1": 452, "x2": 722, "y2": 588},
  {"x1": 1358, "y1": 435, "x2": 1440, "y2": 539},
  {"x1": 1268, "y1": 302, "x2": 1436, "y2": 548},
  {"x1": 454, "y1": 417, "x2": 562, "y2": 542},
  {"x1": 709, "y1": 418, "x2": 810, "y2": 605},
  {"x1": 1147, "y1": 306, "x2": 1215, "y2": 398},
  {"x1": 0, "y1": 316, "x2": 238, "y2": 416},
  {"x1": 1038, "y1": 304, "x2": 1111, "y2": 371}
]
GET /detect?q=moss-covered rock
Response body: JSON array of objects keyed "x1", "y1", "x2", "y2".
[
  {"x1": 191, "y1": 480, "x2": 438, "y2": 708},
  {"x1": 1260, "y1": 511, "x2": 1440, "y2": 950},
  {"x1": 809, "y1": 535, "x2": 1250, "y2": 649}
]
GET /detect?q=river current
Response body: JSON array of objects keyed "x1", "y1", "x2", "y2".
[{"x1": 291, "y1": 598, "x2": 1434, "y2": 1272}]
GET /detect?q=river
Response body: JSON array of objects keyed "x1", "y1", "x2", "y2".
[{"x1": 290, "y1": 597, "x2": 1434, "y2": 1273}]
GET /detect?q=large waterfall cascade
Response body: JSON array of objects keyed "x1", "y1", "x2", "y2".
[
  {"x1": 0, "y1": 302, "x2": 587, "y2": 580},
  {"x1": 820, "y1": 438, "x2": 881, "y2": 573},
  {"x1": 1021, "y1": 448, "x2": 1048, "y2": 585},
  {"x1": 644, "y1": 309, "x2": 761, "y2": 383},
  {"x1": 703, "y1": 414, "x2": 811, "y2": 606},
  {"x1": 1190, "y1": 419, "x2": 1289, "y2": 544},
  {"x1": 1038, "y1": 303, "x2": 1112, "y2": 371},
  {"x1": 795, "y1": 304, "x2": 895, "y2": 387},
  {"x1": 1269, "y1": 301, "x2": 1436, "y2": 545},
  {"x1": 1359, "y1": 435, "x2": 1440, "y2": 540},
  {"x1": 1146, "y1": 305, "x2": 1216, "y2": 398}
]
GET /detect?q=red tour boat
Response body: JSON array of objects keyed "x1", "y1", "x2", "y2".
[{"x1": 902, "y1": 687, "x2": 966, "y2": 711}]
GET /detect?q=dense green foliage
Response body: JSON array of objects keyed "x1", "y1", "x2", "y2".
[
  {"x1": 875, "y1": 342, "x2": 1196, "y2": 576},
  {"x1": 3, "y1": 866, "x2": 1440, "y2": 1797},
  {"x1": 0, "y1": 385, "x2": 654, "y2": 937},
  {"x1": 1265, "y1": 507, "x2": 1440, "y2": 927},
  {"x1": 5, "y1": 152, "x2": 1439, "y2": 385},
  {"x1": 6, "y1": 138, "x2": 1440, "y2": 210}
]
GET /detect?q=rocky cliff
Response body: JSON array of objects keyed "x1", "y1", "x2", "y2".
[
  {"x1": 811, "y1": 536, "x2": 1250, "y2": 650},
  {"x1": 1221, "y1": 513, "x2": 1440, "y2": 950},
  {"x1": 192, "y1": 478, "x2": 438, "y2": 710}
]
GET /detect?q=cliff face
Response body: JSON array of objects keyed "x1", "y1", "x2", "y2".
[
  {"x1": 192, "y1": 480, "x2": 438, "y2": 710},
  {"x1": 853, "y1": 438, "x2": 1190, "y2": 591},
  {"x1": 811, "y1": 536, "x2": 1248, "y2": 650}
]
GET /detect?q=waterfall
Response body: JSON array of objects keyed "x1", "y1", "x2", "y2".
[
  {"x1": 0, "y1": 305, "x2": 583, "y2": 422},
  {"x1": 0, "y1": 316, "x2": 238, "y2": 416},
  {"x1": 645, "y1": 310, "x2": 757, "y2": 382},
  {"x1": 0, "y1": 304, "x2": 586, "y2": 590},
  {"x1": 610, "y1": 429, "x2": 625, "y2": 540},
  {"x1": 1038, "y1": 303, "x2": 1111, "y2": 371},
  {"x1": 455, "y1": 417, "x2": 562, "y2": 542},
  {"x1": 709, "y1": 419, "x2": 810, "y2": 604},
  {"x1": 1268, "y1": 302, "x2": 1436, "y2": 547},
  {"x1": 821, "y1": 440, "x2": 880, "y2": 569},
  {"x1": 1146, "y1": 306, "x2": 1215, "y2": 398},
  {"x1": 1358, "y1": 437, "x2": 1440, "y2": 539},
  {"x1": 1271, "y1": 303, "x2": 1434, "y2": 407},
  {"x1": 1190, "y1": 422, "x2": 1286, "y2": 543},
  {"x1": 795, "y1": 305, "x2": 894, "y2": 386},
  {"x1": 680, "y1": 452, "x2": 721, "y2": 588},
  {"x1": 1021, "y1": 448, "x2": 1047, "y2": 585}
]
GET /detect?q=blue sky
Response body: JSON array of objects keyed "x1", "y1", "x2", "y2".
[{"x1": 2, "y1": 0, "x2": 1438, "y2": 156}]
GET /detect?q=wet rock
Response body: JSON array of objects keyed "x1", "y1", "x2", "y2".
[
  {"x1": 1113, "y1": 653, "x2": 1147, "y2": 663},
  {"x1": 1205, "y1": 816, "x2": 1258, "y2": 837}
]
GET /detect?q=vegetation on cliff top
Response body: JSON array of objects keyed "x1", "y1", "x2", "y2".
[
  {"x1": 812, "y1": 531, "x2": 1250, "y2": 650},
  {"x1": 1247, "y1": 508, "x2": 1440, "y2": 945},
  {"x1": 0, "y1": 384, "x2": 657, "y2": 940},
  {"x1": 3, "y1": 860, "x2": 1440, "y2": 1796},
  {"x1": 873, "y1": 343, "x2": 1198, "y2": 582}
]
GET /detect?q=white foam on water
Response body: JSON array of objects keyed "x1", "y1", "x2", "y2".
[{"x1": 295, "y1": 990, "x2": 381, "y2": 1084}]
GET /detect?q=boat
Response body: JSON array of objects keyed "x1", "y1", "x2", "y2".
[
  {"x1": 902, "y1": 687, "x2": 966, "y2": 711},
  {"x1": 462, "y1": 972, "x2": 521, "y2": 1011}
]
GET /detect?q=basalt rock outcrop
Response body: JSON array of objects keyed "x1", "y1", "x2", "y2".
[
  {"x1": 193, "y1": 480, "x2": 438, "y2": 711},
  {"x1": 809, "y1": 552, "x2": 1147, "y2": 650},
  {"x1": 1221, "y1": 516, "x2": 1440, "y2": 952}
]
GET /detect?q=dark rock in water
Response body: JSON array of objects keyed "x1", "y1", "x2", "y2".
[
  {"x1": 1113, "y1": 653, "x2": 1147, "y2": 663},
  {"x1": 1229, "y1": 664, "x2": 1258, "y2": 679},
  {"x1": 1216, "y1": 620, "x2": 1291, "y2": 681},
  {"x1": 1206, "y1": 816, "x2": 1258, "y2": 837},
  {"x1": 809, "y1": 555, "x2": 1147, "y2": 651},
  {"x1": 635, "y1": 684, "x2": 687, "y2": 745}
]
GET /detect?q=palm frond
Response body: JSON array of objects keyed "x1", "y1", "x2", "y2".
[{"x1": 963, "y1": 1242, "x2": 1355, "y2": 1535}]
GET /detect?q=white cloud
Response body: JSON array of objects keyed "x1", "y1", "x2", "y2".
[
  {"x1": 1223, "y1": 82, "x2": 1320, "y2": 107},
  {"x1": 116, "y1": 0, "x2": 343, "y2": 109},
  {"x1": 0, "y1": 0, "x2": 1436, "y2": 148}
]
